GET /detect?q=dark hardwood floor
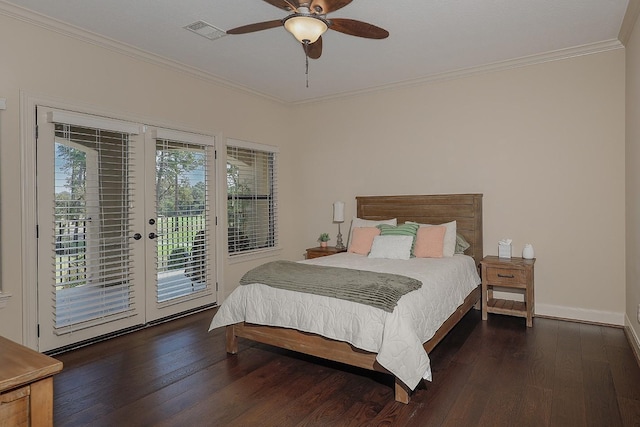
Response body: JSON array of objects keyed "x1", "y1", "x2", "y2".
[{"x1": 52, "y1": 308, "x2": 640, "y2": 426}]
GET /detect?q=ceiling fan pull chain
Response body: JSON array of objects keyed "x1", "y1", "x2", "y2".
[
  {"x1": 304, "y1": 41, "x2": 310, "y2": 88},
  {"x1": 306, "y1": 54, "x2": 309, "y2": 88}
]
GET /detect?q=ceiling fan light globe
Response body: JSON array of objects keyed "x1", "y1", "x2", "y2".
[{"x1": 284, "y1": 15, "x2": 328, "y2": 44}]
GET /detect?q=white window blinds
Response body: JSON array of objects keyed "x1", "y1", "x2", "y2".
[
  {"x1": 227, "y1": 143, "x2": 278, "y2": 255},
  {"x1": 155, "y1": 138, "x2": 212, "y2": 302},
  {"x1": 50, "y1": 118, "x2": 136, "y2": 333}
]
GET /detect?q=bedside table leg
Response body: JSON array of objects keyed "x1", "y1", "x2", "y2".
[
  {"x1": 526, "y1": 278, "x2": 534, "y2": 327},
  {"x1": 481, "y1": 265, "x2": 488, "y2": 321}
]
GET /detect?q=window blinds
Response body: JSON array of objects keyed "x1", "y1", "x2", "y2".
[
  {"x1": 155, "y1": 139, "x2": 211, "y2": 302},
  {"x1": 227, "y1": 145, "x2": 278, "y2": 255},
  {"x1": 51, "y1": 121, "x2": 135, "y2": 333}
]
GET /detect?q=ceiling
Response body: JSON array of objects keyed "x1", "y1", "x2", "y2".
[{"x1": 2, "y1": 0, "x2": 631, "y2": 103}]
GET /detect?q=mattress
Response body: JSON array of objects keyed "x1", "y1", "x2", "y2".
[{"x1": 209, "y1": 252, "x2": 481, "y2": 390}]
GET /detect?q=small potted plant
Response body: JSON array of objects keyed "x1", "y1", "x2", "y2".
[{"x1": 317, "y1": 233, "x2": 330, "y2": 248}]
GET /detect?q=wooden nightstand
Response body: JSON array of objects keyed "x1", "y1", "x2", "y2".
[
  {"x1": 480, "y1": 256, "x2": 536, "y2": 327},
  {"x1": 306, "y1": 246, "x2": 346, "y2": 259}
]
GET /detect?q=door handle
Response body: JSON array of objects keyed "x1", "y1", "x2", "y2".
[
  {"x1": 131, "y1": 233, "x2": 142, "y2": 240},
  {"x1": 148, "y1": 232, "x2": 158, "y2": 240}
]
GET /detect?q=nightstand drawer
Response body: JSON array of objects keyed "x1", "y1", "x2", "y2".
[
  {"x1": 306, "y1": 251, "x2": 326, "y2": 259},
  {"x1": 306, "y1": 246, "x2": 346, "y2": 259},
  {"x1": 486, "y1": 267, "x2": 526, "y2": 286}
]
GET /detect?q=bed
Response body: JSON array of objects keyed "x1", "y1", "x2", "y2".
[{"x1": 210, "y1": 194, "x2": 483, "y2": 403}]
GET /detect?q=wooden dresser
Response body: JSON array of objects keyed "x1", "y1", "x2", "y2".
[{"x1": 0, "y1": 337, "x2": 63, "y2": 426}]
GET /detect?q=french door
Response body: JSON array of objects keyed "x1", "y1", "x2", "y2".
[
  {"x1": 144, "y1": 129, "x2": 217, "y2": 321},
  {"x1": 36, "y1": 107, "x2": 217, "y2": 352}
]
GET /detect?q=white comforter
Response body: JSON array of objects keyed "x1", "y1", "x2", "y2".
[{"x1": 209, "y1": 252, "x2": 480, "y2": 390}]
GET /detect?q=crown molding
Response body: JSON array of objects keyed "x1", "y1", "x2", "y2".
[
  {"x1": 0, "y1": 1, "x2": 626, "y2": 106},
  {"x1": 293, "y1": 39, "x2": 624, "y2": 105},
  {"x1": 0, "y1": 0, "x2": 284, "y2": 104}
]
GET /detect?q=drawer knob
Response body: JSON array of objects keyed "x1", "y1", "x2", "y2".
[{"x1": 497, "y1": 274, "x2": 515, "y2": 279}]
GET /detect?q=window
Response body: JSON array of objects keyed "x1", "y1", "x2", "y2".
[{"x1": 226, "y1": 140, "x2": 278, "y2": 255}]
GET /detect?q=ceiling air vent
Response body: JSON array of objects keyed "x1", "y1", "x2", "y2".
[{"x1": 184, "y1": 21, "x2": 226, "y2": 41}]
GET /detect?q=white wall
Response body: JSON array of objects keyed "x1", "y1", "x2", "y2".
[
  {"x1": 292, "y1": 50, "x2": 626, "y2": 325},
  {"x1": 0, "y1": 12, "x2": 297, "y2": 343},
  {"x1": 626, "y1": 11, "x2": 640, "y2": 351},
  {"x1": 0, "y1": 7, "x2": 630, "y2": 346}
]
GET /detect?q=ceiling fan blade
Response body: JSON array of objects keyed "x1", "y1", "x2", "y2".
[
  {"x1": 261, "y1": 0, "x2": 299, "y2": 11},
  {"x1": 226, "y1": 20, "x2": 283, "y2": 35},
  {"x1": 304, "y1": 37, "x2": 323, "y2": 59},
  {"x1": 330, "y1": 18, "x2": 389, "y2": 39},
  {"x1": 309, "y1": 0, "x2": 353, "y2": 14}
]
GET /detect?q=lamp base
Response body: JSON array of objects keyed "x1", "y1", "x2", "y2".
[{"x1": 335, "y1": 223, "x2": 345, "y2": 251}]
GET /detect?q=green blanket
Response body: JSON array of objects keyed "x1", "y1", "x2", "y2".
[{"x1": 239, "y1": 260, "x2": 422, "y2": 312}]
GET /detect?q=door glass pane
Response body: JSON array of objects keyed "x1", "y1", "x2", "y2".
[
  {"x1": 53, "y1": 125, "x2": 134, "y2": 331},
  {"x1": 155, "y1": 140, "x2": 210, "y2": 303}
]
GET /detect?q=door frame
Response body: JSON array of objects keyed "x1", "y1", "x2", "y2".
[{"x1": 20, "y1": 92, "x2": 223, "y2": 350}]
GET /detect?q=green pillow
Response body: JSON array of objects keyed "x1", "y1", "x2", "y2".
[
  {"x1": 377, "y1": 223, "x2": 420, "y2": 257},
  {"x1": 455, "y1": 233, "x2": 471, "y2": 254}
]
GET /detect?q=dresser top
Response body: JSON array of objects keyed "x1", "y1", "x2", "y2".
[
  {"x1": 481, "y1": 256, "x2": 535, "y2": 268},
  {"x1": 0, "y1": 336, "x2": 63, "y2": 392}
]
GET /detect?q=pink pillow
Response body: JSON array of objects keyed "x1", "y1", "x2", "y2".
[
  {"x1": 414, "y1": 225, "x2": 446, "y2": 258},
  {"x1": 348, "y1": 227, "x2": 381, "y2": 255}
]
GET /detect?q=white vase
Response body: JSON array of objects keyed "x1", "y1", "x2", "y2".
[{"x1": 522, "y1": 244, "x2": 535, "y2": 259}]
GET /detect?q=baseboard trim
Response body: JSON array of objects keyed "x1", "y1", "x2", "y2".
[
  {"x1": 45, "y1": 304, "x2": 218, "y2": 356},
  {"x1": 624, "y1": 314, "x2": 640, "y2": 368},
  {"x1": 535, "y1": 303, "x2": 624, "y2": 326}
]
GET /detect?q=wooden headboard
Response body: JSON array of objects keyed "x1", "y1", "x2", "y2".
[{"x1": 356, "y1": 194, "x2": 483, "y2": 267}]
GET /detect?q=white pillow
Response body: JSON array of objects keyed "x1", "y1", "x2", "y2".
[
  {"x1": 407, "y1": 220, "x2": 457, "y2": 257},
  {"x1": 347, "y1": 217, "x2": 397, "y2": 249},
  {"x1": 367, "y1": 235, "x2": 413, "y2": 260}
]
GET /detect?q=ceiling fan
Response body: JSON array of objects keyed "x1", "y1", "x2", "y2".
[{"x1": 226, "y1": 0, "x2": 389, "y2": 60}]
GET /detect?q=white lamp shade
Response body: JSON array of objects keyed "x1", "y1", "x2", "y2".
[
  {"x1": 284, "y1": 15, "x2": 328, "y2": 44},
  {"x1": 333, "y1": 201, "x2": 345, "y2": 222}
]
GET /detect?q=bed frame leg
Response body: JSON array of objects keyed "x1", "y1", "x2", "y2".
[
  {"x1": 394, "y1": 378, "x2": 410, "y2": 404},
  {"x1": 225, "y1": 325, "x2": 238, "y2": 354}
]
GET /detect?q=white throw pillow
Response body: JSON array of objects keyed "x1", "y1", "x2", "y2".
[
  {"x1": 367, "y1": 235, "x2": 413, "y2": 260},
  {"x1": 347, "y1": 217, "x2": 397, "y2": 249}
]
